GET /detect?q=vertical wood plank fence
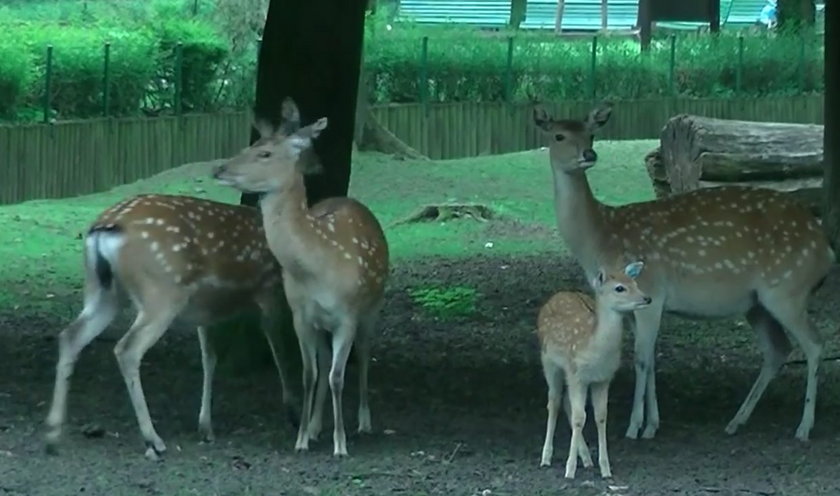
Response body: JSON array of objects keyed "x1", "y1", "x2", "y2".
[{"x1": 0, "y1": 96, "x2": 824, "y2": 205}]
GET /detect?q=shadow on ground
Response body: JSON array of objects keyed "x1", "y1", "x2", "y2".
[{"x1": 2, "y1": 254, "x2": 840, "y2": 496}]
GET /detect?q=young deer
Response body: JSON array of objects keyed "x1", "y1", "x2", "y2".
[
  {"x1": 212, "y1": 99, "x2": 389, "y2": 457},
  {"x1": 538, "y1": 260, "x2": 650, "y2": 479},
  {"x1": 534, "y1": 103, "x2": 834, "y2": 442},
  {"x1": 44, "y1": 102, "x2": 317, "y2": 461}
]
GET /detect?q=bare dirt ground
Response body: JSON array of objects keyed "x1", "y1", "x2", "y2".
[{"x1": 2, "y1": 254, "x2": 840, "y2": 496}]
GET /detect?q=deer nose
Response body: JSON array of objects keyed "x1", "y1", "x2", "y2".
[
  {"x1": 582, "y1": 149, "x2": 597, "y2": 162},
  {"x1": 642, "y1": 296, "x2": 652, "y2": 305},
  {"x1": 212, "y1": 164, "x2": 226, "y2": 178}
]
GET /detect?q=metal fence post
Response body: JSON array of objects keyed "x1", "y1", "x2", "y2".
[
  {"x1": 103, "y1": 42, "x2": 111, "y2": 117},
  {"x1": 736, "y1": 35, "x2": 744, "y2": 95},
  {"x1": 505, "y1": 36, "x2": 514, "y2": 103},
  {"x1": 44, "y1": 44, "x2": 53, "y2": 123},
  {"x1": 174, "y1": 41, "x2": 183, "y2": 115},
  {"x1": 420, "y1": 36, "x2": 429, "y2": 107},
  {"x1": 590, "y1": 35, "x2": 598, "y2": 102},
  {"x1": 669, "y1": 34, "x2": 676, "y2": 96}
]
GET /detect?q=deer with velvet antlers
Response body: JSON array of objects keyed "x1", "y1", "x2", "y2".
[
  {"x1": 212, "y1": 99, "x2": 389, "y2": 457},
  {"x1": 534, "y1": 102, "x2": 834, "y2": 442},
  {"x1": 43, "y1": 101, "x2": 318, "y2": 461}
]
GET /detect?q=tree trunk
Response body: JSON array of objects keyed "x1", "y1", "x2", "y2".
[
  {"x1": 778, "y1": 0, "x2": 815, "y2": 31},
  {"x1": 510, "y1": 0, "x2": 527, "y2": 29},
  {"x1": 823, "y1": 0, "x2": 840, "y2": 249},
  {"x1": 241, "y1": 0, "x2": 367, "y2": 208},
  {"x1": 226, "y1": 0, "x2": 367, "y2": 395},
  {"x1": 659, "y1": 114, "x2": 823, "y2": 192},
  {"x1": 638, "y1": 0, "x2": 652, "y2": 51},
  {"x1": 555, "y1": 0, "x2": 565, "y2": 34}
]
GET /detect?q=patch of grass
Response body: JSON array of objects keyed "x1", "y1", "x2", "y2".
[
  {"x1": 0, "y1": 139, "x2": 656, "y2": 316},
  {"x1": 409, "y1": 285, "x2": 479, "y2": 318}
]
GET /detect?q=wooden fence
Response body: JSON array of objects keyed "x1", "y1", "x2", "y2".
[
  {"x1": 370, "y1": 95, "x2": 825, "y2": 159},
  {"x1": 0, "y1": 96, "x2": 825, "y2": 204}
]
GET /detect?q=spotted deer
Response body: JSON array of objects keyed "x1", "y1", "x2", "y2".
[
  {"x1": 212, "y1": 99, "x2": 389, "y2": 457},
  {"x1": 44, "y1": 102, "x2": 320, "y2": 461},
  {"x1": 538, "y1": 260, "x2": 650, "y2": 479},
  {"x1": 534, "y1": 103, "x2": 834, "y2": 442}
]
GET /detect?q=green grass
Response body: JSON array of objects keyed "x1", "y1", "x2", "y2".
[{"x1": 0, "y1": 139, "x2": 656, "y2": 315}]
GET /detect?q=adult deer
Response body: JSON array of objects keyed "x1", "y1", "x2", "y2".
[
  {"x1": 44, "y1": 102, "x2": 318, "y2": 461},
  {"x1": 212, "y1": 99, "x2": 389, "y2": 457},
  {"x1": 533, "y1": 103, "x2": 834, "y2": 441}
]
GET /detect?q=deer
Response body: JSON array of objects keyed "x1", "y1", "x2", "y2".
[
  {"x1": 211, "y1": 99, "x2": 390, "y2": 457},
  {"x1": 533, "y1": 102, "x2": 834, "y2": 442},
  {"x1": 538, "y1": 260, "x2": 650, "y2": 479},
  {"x1": 44, "y1": 101, "x2": 321, "y2": 461}
]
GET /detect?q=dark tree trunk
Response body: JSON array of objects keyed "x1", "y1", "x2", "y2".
[
  {"x1": 510, "y1": 0, "x2": 527, "y2": 29},
  {"x1": 241, "y1": 0, "x2": 367, "y2": 208},
  {"x1": 823, "y1": 0, "x2": 840, "y2": 250},
  {"x1": 638, "y1": 0, "x2": 652, "y2": 51},
  {"x1": 778, "y1": 0, "x2": 815, "y2": 31}
]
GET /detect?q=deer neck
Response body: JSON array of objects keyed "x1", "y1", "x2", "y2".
[
  {"x1": 257, "y1": 173, "x2": 323, "y2": 278},
  {"x1": 593, "y1": 299, "x2": 625, "y2": 346},
  {"x1": 551, "y1": 166, "x2": 609, "y2": 275}
]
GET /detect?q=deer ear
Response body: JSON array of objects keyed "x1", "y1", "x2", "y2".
[
  {"x1": 586, "y1": 102, "x2": 613, "y2": 132},
  {"x1": 309, "y1": 117, "x2": 328, "y2": 136},
  {"x1": 591, "y1": 269, "x2": 607, "y2": 289},
  {"x1": 624, "y1": 261, "x2": 644, "y2": 279},
  {"x1": 286, "y1": 118, "x2": 327, "y2": 157},
  {"x1": 253, "y1": 117, "x2": 275, "y2": 140},
  {"x1": 533, "y1": 106, "x2": 553, "y2": 132}
]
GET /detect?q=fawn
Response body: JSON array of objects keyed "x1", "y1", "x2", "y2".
[
  {"x1": 212, "y1": 99, "x2": 389, "y2": 457},
  {"x1": 538, "y1": 260, "x2": 650, "y2": 479}
]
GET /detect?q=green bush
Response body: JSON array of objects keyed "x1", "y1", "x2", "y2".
[
  {"x1": 363, "y1": 28, "x2": 825, "y2": 103},
  {"x1": 9, "y1": 24, "x2": 156, "y2": 119},
  {"x1": 0, "y1": 33, "x2": 35, "y2": 117},
  {"x1": 152, "y1": 17, "x2": 229, "y2": 112}
]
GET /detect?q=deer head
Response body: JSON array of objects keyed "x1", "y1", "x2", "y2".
[
  {"x1": 214, "y1": 111, "x2": 328, "y2": 193},
  {"x1": 533, "y1": 102, "x2": 613, "y2": 173},
  {"x1": 591, "y1": 261, "x2": 651, "y2": 312}
]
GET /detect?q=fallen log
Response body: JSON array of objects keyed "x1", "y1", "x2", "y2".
[{"x1": 659, "y1": 114, "x2": 824, "y2": 194}]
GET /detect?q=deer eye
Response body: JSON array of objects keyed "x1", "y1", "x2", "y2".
[
  {"x1": 258, "y1": 150, "x2": 271, "y2": 158},
  {"x1": 614, "y1": 285, "x2": 626, "y2": 293},
  {"x1": 554, "y1": 134, "x2": 565, "y2": 142}
]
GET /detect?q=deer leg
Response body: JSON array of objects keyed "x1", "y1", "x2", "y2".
[
  {"x1": 329, "y1": 321, "x2": 358, "y2": 457},
  {"x1": 625, "y1": 301, "x2": 663, "y2": 440},
  {"x1": 257, "y1": 297, "x2": 300, "y2": 429},
  {"x1": 114, "y1": 298, "x2": 183, "y2": 461},
  {"x1": 307, "y1": 332, "x2": 331, "y2": 442},
  {"x1": 540, "y1": 355, "x2": 563, "y2": 467},
  {"x1": 293, "y1": 314, "x2": 318, "y2": 452},
  {"x1": 590, "y1": 380, "x2": 612, "y2": 479},
  {"x1": 196, "y1": 325, "x2": 217, "y2": 443},
  {"x1": 45, "y1": 284, "x2": 118, "y2": 452},
  {"x1": 725, "y1": 305, "x2": 791, "y2": 436},
  {"x1": 561, "y1": 382, "x2": 592, "y2": 466},
  {"x1": 759, "y1": 291, "x2": 822, "y2": 441},
  {"x1": 564, "y1": 379, "x2": 587, "y2": 479},
  {"x1": 356, "y1": 314, "x2": 377, "y2": 434}
]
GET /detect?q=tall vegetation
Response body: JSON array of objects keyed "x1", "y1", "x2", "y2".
[{"x1": 0, "y1": 0, "x2": 826, "y2": 122}]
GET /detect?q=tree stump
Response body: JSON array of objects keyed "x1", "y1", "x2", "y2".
[
  {"x1": 655, "y1": 114, "x2": 824, "y2": 215},
  {"x1": 644, "y1": 148, "x2": 671, "y2": 199}
]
